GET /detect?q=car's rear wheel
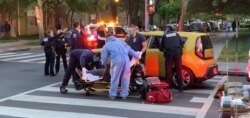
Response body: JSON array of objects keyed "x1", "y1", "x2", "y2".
[{"x1": 171, "y1": 66, "x2": 195, "y2": 89}]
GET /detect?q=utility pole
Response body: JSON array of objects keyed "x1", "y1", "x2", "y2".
[
  {"x1": 17, "y1": 0, "x2": 20, "y2": 36},
  {"x1": 144, "y1": 0, "x2": 149, "y2": 31}
]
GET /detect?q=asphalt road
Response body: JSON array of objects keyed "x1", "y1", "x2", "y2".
[{"x1": 0, "y1": 49, "x2": 244, "y2": 118}]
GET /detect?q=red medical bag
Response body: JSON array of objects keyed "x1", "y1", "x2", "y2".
[{"x1": 145, "y1": 77, "x2": 172, "y2": 103}]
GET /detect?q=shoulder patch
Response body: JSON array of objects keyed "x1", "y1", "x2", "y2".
[
  {"x1": 72, "y1": 33, "x2": 77, "y2": 38},
  {"x1": 166, "y1": 33, "x2": 177, "y2": 38},
  {"x1": 43, "y1": 38, "x2": 48, "y2": 42}
]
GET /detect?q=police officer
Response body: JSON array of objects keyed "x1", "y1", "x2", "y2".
[
  {"x1": 159, "y1": 27, "x2": 184, "y2": 92},
  {"x1": 60, "y1": 49, "x2": 101, "y2": 94},
  {"x1": 70, "y1": 22, "x2": 82, "y2": 51},
  {"x1": 55, "y1": 28, "x2": 68, "y2": 74},
  {"x1": 41, "y1": 30, "x2": 56, "y2": 76}
]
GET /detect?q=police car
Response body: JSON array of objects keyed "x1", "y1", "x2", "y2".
[{"x1": 85, "y1": 22, "x2": 127, "y2": 48}]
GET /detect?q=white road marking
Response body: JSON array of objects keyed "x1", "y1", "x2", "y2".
[
  {"x1": 38, "y1": 86, "x2": 84, "y2": 93},
  {"x1": 206, "y1": 79, "x2": 222, "y2": 83},
  {"x1": 0, "y1": 53, "x2": 16, "y2": 56},
  {"x1": 0, "y1": 82, "x2": 61, "y2": 102},
  {"x1": 0, "y1": 54, "x2": 44, "y2": 61},
  {"x1": 184, "y1": 89, "x2": 213, "y2": 94},
  {"x1": 0, "y1": 53, "x2": 32, "y2": 59},
  {"x1": 37, "y1": 61, "x2": 45, "y2": 64},
  {"x1": 195, "y1": 76, "x2": 227, "y2": 118},
  {"x1": 17, "y1": 57, "x2": 45, "y2": 62},
  {"x1": 0, "y1": 106, "x2": 127, "y2": 118},
  {"x1": 11, "y1": 94, "x2": 199, "y2": 116}
]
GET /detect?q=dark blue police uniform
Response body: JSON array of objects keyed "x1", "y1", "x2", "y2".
[
  {"x1": 70, "y1": 29, "x2": 83, "y2": 51},
  {"x1": 41, "y1": 36, "x2": 56, "y2": 76},
  {"x1": 159, "y1": 29, "x2": 184, "y2": 92},
  {"x1": 55, "y1": 32, "x2": 68, "y2": 74},
  {"x1": 60, "y1": 49, "x2": 95, "y2": 93}
]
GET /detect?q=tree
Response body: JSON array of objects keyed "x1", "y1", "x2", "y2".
[
  {"x1": 177, "y1": 0, "x2": 189, "y2": 31},
  {"x1": 64, "y1": 0, "x2": 95, "y2": 26},
  {"x1": 37, "y1": 0, "x2": 44, "y2": 41},
  {"x1": 120, "y1": 0, "x2": 144, "y2": 25},
  {"x1": 157, "y1": 0, "x2": 181, "y2": 24}
]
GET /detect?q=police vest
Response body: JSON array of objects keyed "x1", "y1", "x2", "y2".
[{"x1": 162, "y1": 32, "x2": 181, "y2": 49}]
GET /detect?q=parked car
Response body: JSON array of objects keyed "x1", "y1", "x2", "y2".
[
  {"x1": 93, "y1": 31, "x2": 218, "y2": 89},
  {"x1": 190, "y1": 22, "x2": 205, "y2": 32},
  {"x1": 165, "y1": 24, "x2": 178, "y2": 31},
  {"x1": 140, "y1": 31, "x2": 218, "y2": 88}
]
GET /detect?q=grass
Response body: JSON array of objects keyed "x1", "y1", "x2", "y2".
[
  {"x1": 218, "y1": 28, "x2": 250, "y2": 62},
  {"x1": 0, "y1": 38, "x2": 16, "y2": 43},
  {"x1": 0, "y1": 34, "x2": 39, "y2": 45},
  {"x1": 24, "y1": 39, "x2": 40, "y2": 45},
  {"x1": 18, "y1": 34, "x2": 39, "y2": 40}
]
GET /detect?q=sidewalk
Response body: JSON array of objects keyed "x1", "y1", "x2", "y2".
[
  {"x1": 0, "y1": 40, "x2": 41, "y2": 53},
  {"x1": 210, "y1": 32, "x2": 247, "y2": 76}
]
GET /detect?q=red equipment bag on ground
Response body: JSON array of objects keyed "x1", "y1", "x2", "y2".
[{"x1": 145, "y1": 77, "x2": 172, "y2": 103}]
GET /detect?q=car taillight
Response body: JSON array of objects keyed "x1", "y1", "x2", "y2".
[
  {"x1": 213, "y1": 67, "x2": 218, "y2": 75},
  {"x1": 195, "y1": 37, "x2": 204, "y2": 59},
  {"x1": 87, "y1": 35, "x2": 96, "y2": 41}
]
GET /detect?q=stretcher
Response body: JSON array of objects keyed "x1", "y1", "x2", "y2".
[{"x1": 74, "y1": 64, "x2": 146, "y2": 96}]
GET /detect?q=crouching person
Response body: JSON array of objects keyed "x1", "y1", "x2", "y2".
[
  {"x1": 60, "y1": 49, "x2": 101, "y2": 94},
  {"x1": 101, "y1": 31, "x2": 141, "y2": 100}
]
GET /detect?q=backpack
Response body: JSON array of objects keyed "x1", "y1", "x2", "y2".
[{"x1": 145, "y1": 77, "x2": 172, "y2": 103}]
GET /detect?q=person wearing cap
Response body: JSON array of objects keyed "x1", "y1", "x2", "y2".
[
  {"x1": 101, "y1": 30, "x2": 141, "y2": 100},
  {"x1": 60, "y1": 49, "x2": 101, "y2": 94},
  {"x1": 159, "y1": 27, "x2": 184, "y2": 92}
]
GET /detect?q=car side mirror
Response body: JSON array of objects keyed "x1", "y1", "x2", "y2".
[{"x1": 204, "y1": 49, "x2": 214, "y2": 58}]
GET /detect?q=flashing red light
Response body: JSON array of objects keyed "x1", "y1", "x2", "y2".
[{"x1": 87, "y1": 35, "x2": 96, "y2": 41}]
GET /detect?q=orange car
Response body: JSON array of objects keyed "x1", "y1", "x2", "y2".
[{"x1": 140, "y1": 31, "x2": 218, "y2": 88}]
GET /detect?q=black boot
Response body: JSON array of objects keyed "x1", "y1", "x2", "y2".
[{"x1": 60, "y1": 86, "x2": 68, "y2": 94}]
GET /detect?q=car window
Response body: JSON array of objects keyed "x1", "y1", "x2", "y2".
[
  {"x1": 115, "y1": 27, "x2": 126, "y2": 34},
  {"x1": 148, "y1": 36, "x2": 161, "y2": 49},
  {"x1": 148, "y1": 36, "x2": 188, "y2": 49},
  {"x1": 200, "y1": 36, "x2": 213, "y2": 49}
]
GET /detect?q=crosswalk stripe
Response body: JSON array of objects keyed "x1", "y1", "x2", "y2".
[
  {"x1": 0, "y1": 53, "x2": 16, "y2": 56},
  {"x1": 11, "y1": 94, "x2": 199, "y2": 116},
  {"x1": 37, "y1": 61, "x2": 45, "y2": 64},
  {"x1": 184, "y1": 89, "x2": 212, "y2": 94},
  {"x1": 17, "y1": 57, "x2": 45, "y2": 62},
  {"x1": 206, "y1": 79, "x2": 221, "y2": 83},
  {"x1": 0, "y1": 54, "x2": 44, "y2": 61},
  {"x1": 38, "y1": 86, "x2": 84, "y2": 93},
  {"x1": 0, "y1": 52, "x2": 70, "y2": 64},
  {"x1": 0, "y1": 106, "x2": 127, "y2": 118},
  {"x1": 0, "y1": 53, "x2": 33, "y2": 59}
]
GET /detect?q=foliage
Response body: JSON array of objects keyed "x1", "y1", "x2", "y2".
[
  {"x1": 120, "y1": 0, "x2": 144, "y2": 25},
  {"x1": 157, "y1": 0, "x2": 181, "y2": 23},
  {"x1": 215, "y1": 0, "x2": 250, "y2": 15}
]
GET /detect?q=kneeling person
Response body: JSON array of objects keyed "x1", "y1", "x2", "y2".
[{"x1": 60, "y1": 49, "x2": 101, "y2": 94}]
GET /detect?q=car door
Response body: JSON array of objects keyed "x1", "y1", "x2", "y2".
[{"x1": 144, "y1": 36, "x2": 165, "y2": 77}]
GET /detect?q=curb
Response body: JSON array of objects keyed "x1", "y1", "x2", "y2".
[
  {"x1": 0, "y1": 46, "x2": 41, "y2": 53},
  {"x1": 5, "y1": 47, "x2": 31, "y2": 52},
  {"x1": 218, "y1": 71, "x2": 246, "y2": 76}
]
